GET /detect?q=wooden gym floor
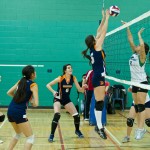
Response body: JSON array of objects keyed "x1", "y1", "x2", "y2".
[{"x1": 0, "y1": 109, "x2": 150, "y2": 150}]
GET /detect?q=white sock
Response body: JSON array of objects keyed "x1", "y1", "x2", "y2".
[{"x1": 94, "y1": 109, "x2": 102, "y2": 129}]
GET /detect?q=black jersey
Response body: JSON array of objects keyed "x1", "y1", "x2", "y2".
[
  {"x1": 8, "y1": 80, "x2": 36, "y2": 116},
  {"x1": 90, "y1": 48, "x2": 106, "y2": 77},
  {"x1": 57, "y1": 75, "x2": 75, "y2": 100}
]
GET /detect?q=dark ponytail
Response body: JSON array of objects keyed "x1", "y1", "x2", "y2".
[
  {"x1": 81, "y1": 48, "x2": 91, "y2": 64},
  {"x1": 82, "y1": 35, "x2": 95, "y2": 64},
  {"x1": 13, "y1": 65, "x2": 35, "y2": 103}
]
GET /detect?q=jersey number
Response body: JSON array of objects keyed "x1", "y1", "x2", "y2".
[
  {"x1": 130, "y1": 60, "x2": 132, "y2": 66},
  {"x1": 91, "y1": 56, "x2": 95, "y2": 64}
]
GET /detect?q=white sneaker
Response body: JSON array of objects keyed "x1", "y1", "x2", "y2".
[
  {"x1": 134, "y1": 129, "x2": 138, "y2": 138},
  {"x1": 122, "y1": 136, "x2": 130, "y2": 143},
  {"x1": 135, "y1": 128, "x2": 146, "y2": 140},
  {"x1": 0, "y1": 140, "x2": 3, "y2": 144}
]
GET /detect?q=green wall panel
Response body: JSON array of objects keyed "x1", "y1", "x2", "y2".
[{"x1": 0, "y1": 0, "x2": 149, "y2": 107}]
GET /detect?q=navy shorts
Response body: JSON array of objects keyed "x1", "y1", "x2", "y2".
[
  {"x1": 54, "y1": 97, "x2": 71, "y2": 106},
  {"x1": 132, "y1": 81, "x2": 148, "y2": 93},
  {"x1": 92, "y1": 75, "x2": 105, "y2": 88},
  {"x1": 7, "y1": 114, "x2": 28, "y2": 124},
  {"x1": 132, "y1": 101, "x2": 150, "y2": 108}
]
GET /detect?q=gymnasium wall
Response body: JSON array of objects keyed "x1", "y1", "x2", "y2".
[{"x1": 0, "y1": 0, "x2": 149, "y2": 107}]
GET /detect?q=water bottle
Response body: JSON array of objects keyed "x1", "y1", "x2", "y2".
[{"x1": 80, "y1": 100, "x2": 84, "y2": 113}]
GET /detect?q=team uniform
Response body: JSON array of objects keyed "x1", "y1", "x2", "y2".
[
  {"x1": 129, "y1": 53, "x2": 148, "y2": 93},
  {"x1": 128, "y1": 52, "x2": 148, "y2": 140},
  {"x1": 89, "y1": 48, "x2": 107, "y2": 139},
  {"x1": 48, "y1": 74, "x2": 84, "y2": 142},
  {"x1": 54, "y1": 75, "x2": 75, "y2": 106},
  {"x1": 90, "y1": 48, "x2": 106, "y2": 87},
  {"x1": 7, "y1": 80, "x2": 36, "y2": 124}
]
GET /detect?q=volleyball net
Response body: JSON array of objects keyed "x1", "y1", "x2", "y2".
[{"x1": 104, "y1": 11, "x2": 150, "y2": 89}]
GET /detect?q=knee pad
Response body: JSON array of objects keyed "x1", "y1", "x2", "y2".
[
  {"x1": 137, "y1": 104, "x2": 145, "y2": 112},
  {"x1": 127, "y1": 118, "x2": 134, "y2": 127},
  {"x1": 26, "y1": 135, "x2": 35, "y2": 144},
  {"x1": 134, "y1": 105, "x2": 138, "y2": 113},
  {"x1": 13, "y1": 133, "x2": 21, "y2": 140},
  {"x1": 52, "y1": 113, "x2": 61, "y2": 124},
  {"x1": 145, "y1": 118, "x2": 150, "y2": 127},
  {"x1": 95, "y1": 101, "x2": 104, "y2": 111},
  {"x1": 0, "y1": 114, "x2": 5, "y2": 122},
  {"x1": 73, "y1": 114, "x2": 80, "y2": 124}
]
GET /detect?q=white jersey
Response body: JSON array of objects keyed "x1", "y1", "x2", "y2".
[{"x1": 129, "y1": 53, "x2": 147, "y2": 82}]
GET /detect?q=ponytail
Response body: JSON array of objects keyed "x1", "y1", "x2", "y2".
[
  {"x1": 13, "y1": 77, "x2": 27, "y2": 103},
  {"x1": 81, "y1": 48, "x2": 91, "y2": 64}
]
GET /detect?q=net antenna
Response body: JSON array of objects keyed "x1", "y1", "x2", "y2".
[{"x1": 102, "y1": 0, "x2": 105, "y2": 9}]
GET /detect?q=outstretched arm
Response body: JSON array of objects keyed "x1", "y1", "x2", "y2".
[
  {"x1": 121, "y1": 20, "x2": 136, "y2": 52},
  {"x1": 95, "y1": 9, "x2": 105, "y2": 40},
  {"x1": 138, "y1": 28, "x2": 146, "y2": 63},
  {"x1": 95, "y1": 10, "x2": 110, "y2": 50}
]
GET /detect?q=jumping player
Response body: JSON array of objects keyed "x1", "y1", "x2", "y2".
[
  {"x1": 82, "y1": 9, "x2": 110, "y2": 139},
  {"x1": 122, "y1": 21, "x2": 149, "y2": 140}
]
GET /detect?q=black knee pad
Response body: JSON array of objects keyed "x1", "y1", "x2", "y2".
[
  {"x1": 137, "y1": 104, "x2": 145, "y2": 113},
  {"x1": 73, "y1": 114, "x2": 80, "y2": 124},
  {"x1": 0, "y1": 114, "x2": 5, "y2": 122},
  {"x1": 127, "y1": 118, "x2": 134, "y2": 127},
  {"x1": 52, "y1": 113, "x2": 61, "y2": 123},
  {"x1": 134, "y1": 105, "x2": 138, "y2": 113},
  {"x1": 95, "y1": 101, "x2": 104, "y2": 111},
  {"x1": 145, "y1": 118, "x2": 150, "y2": 127}
]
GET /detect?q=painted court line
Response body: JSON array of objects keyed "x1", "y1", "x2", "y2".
[
  {"x1": 105, "y1": 127, "x2": 122, "y2": 146},
  {"x1": 0, "y1": 118, "x2": 8, "y2": 129},
  {"x1": 58, "y1": 123, "x2": 65, "y2": 150}
]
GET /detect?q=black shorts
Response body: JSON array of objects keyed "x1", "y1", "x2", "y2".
[
  {"x1": 7, "y1": 114, "x2": 28, "y2": 124},
  {"x1": 54, "y1": 98, "x2": 71, "y2": 106},
  {"x1": 132, "y1": 81, "x2": 148, "y2": 93},
  {"x1": 132, "y1": 101, "x2": 150, "y2": 108},
  {"x1": 92, "y1": 75, "x2": 105, "y2": 88}
]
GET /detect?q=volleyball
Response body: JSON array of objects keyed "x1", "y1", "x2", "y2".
[{"x1": 109, "y1": 5, "x2": 120, "y2": 17}]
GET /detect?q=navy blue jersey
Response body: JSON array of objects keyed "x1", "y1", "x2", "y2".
[
  {"x1": 57, "y1": 75, "x2": 75, "y2": 99},
  {"x1": 7, "y1": 80, "x2": 36, "y2": 116},
  {"x1": 90, "y1": 48, "x2": 106, "y2": 77}
]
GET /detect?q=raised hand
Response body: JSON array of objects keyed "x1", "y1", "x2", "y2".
[
  {"x1": 102, "y1": 8, "x2": 105, "y2": 17},
  {"x1": 121, "y1": 20, "x2": 127, "y2": 25},
  {"x1": 138, "y1": 27, "x2": 145, "y2": 35},
  {"x1": 105, "y1": 9, "x2": 110, "y2": 19}
]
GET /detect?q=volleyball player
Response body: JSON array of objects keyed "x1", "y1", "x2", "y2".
[
  {"x1": 46, "y1": 64, "x2": 86, "y2": 142},
  {"x1": 84, "y1": 70, "x2": 93, "y2": 121},
  {"x1": 7, "y1": 65, "x2": 39, "y2": 150},
  {"x1": 122, "y1": 86, "x2": 150, "y2": 143},
  {"x1": 82, "y1": 9, "x2": 110, "y2": 139},
  {"x1": 122, "y1": 21, "x2": 149, "y2": 140}
]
